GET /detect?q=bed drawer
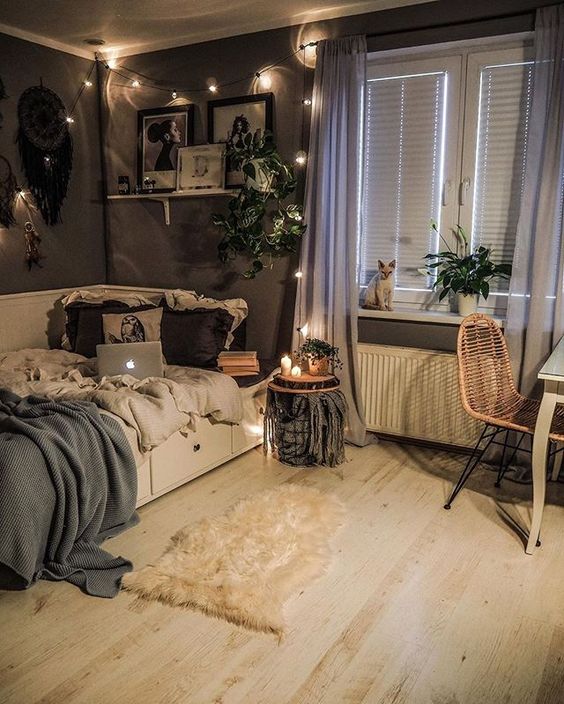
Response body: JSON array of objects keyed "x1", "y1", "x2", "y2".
[
  {"x1": 150, "y1": 419, "x2": 232, "y2": 494},
  {"x1": 232, "y1": 388, "x2": 266, "y2": 454},
  {"x1": 136, "y1": 458, "x2": 152, "y2": 505}
]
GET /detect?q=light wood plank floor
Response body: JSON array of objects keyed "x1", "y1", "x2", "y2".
[{"x1": 2, "y1": 439, "x2": 564, "y2": 704}]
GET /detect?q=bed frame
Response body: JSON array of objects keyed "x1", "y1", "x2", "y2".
[{"x1": 0, "y1": 285, "x2": 268, "y2": 507}]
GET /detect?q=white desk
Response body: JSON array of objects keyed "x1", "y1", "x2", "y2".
[{"x1": 526, "y1": 336, "x2": 564, "y2": 554}]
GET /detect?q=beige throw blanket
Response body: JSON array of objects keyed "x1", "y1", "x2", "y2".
[{"x1": 0, "y1": 349, "x2": 243, "y2": 451}]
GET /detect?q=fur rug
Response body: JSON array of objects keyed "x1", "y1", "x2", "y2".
[{"x1": 122, "y1": 485, "x2": 345, "y2": 637}]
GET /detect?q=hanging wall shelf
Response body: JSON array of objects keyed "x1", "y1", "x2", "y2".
[{"x1": 107, "y1": 189, "x2": 232, "y2": 225}]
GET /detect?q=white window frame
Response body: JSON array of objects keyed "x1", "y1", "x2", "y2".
[{"x1": 361, "y1": 34, "x2": 534, "y2": 317}]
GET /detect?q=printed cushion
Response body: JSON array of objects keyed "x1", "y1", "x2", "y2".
[{"x1": 102, "y1": 308, "x2": 163, "y2": 345}]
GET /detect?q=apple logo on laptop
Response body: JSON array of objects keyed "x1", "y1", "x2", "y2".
[{"x1": 126, "y1": 359, "x2": 135, "y2": 370}]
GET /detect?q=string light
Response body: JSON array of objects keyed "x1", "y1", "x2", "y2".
[
  {"x1": 295, "y1": 150, "x2": 307, "y2": 166},
  {"x1": 208, "y1": 84, "x2": 218, "y2": 93},
  {"x1": 171, "y1": 89, "x2": 178, "y2": 99},
  {"x1": 66, "y1": 116, "x2": 74, "y2": 123},
  {"x1": 131, "y1": 80, "x2": 140, "y2": 88},
  {"x1": 83, "y1": 80, "x2": 93, "y2": 87},
  {"x1": 295, "y1": 271, "x2": 303, "y2": 278},
  {"x1": 302, "y1": 98, "x2": 312, "y2": 106},
  {"x1": 260, "y1": 74, "x2": 272, "y2": 90}
]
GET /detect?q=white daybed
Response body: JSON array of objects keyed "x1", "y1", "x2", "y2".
[{"x1": 0, "y1": 285, "x2": 270, "y2": 508}]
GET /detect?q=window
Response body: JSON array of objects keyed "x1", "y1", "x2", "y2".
[{"x1": 359, "y1": 42, "x2": 533, "y2": 310}]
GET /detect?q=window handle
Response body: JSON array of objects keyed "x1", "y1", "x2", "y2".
[
  {"x1": 442, "y1": 180, "x2": 452, "y2": 206},
  {"x1": 460, "y1": 177, "x2": 471, "y2": 206}
]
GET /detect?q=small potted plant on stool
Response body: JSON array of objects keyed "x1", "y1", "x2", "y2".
[{"x1": 295, "y1": 338, "x2": 343, "y2": 376}]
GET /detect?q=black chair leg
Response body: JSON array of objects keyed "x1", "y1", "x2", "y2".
[
  {"x1": 496, "y1": 432, "x2": 527, "y2": 487},
  {"x1": 494, "y1": 430, "x2": 510, "y2": 487},
  {"x1": 444, "y1": 425, "x2": 499, "y2": 510}
]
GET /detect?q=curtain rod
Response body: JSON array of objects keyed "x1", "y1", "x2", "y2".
[{"x1": 365, "y1": 6, "x2": 541, "y2": 40}]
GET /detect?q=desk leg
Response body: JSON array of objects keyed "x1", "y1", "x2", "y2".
[{"x1": 526, "y1": 381, "x2": 559, "y2": 554}]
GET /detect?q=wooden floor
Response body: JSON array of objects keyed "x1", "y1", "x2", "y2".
[{"x1": 2, "y1": 439, "x2": 564, "y2": 704}]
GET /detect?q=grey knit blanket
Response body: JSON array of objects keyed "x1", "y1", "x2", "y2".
[{"x1": 0, "y1": 390, "x2": 138, "y2": 598}]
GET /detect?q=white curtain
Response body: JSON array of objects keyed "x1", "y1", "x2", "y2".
[
  {"x1": 506, "y1": 4, "x2": 564, "y2": 395},
  {"x1": 294, "y1": 36, "x2": 367, "y2": 446}
]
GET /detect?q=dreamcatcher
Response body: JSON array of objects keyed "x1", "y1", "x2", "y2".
[
  {"x1": 17, "y1": 83, "x2": 73, "y2": 226},
  {"x1": 23, "y1": 221, "x2": 44, "y2": 270},
  {"x1": 0, "y1": 155, "x2": 17, "y2": 228}
]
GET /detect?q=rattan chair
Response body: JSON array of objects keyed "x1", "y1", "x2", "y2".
[{"x1": 444, "y1": 313, "x2": 564, "y2": 510}]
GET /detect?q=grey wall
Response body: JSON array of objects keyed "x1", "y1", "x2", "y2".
[
  {"x1": 0, "y1": 33, "x2": 106, "y2": 294},
  {"x1": 101, "y1": 0, "x2": 545, "y2": 357}
]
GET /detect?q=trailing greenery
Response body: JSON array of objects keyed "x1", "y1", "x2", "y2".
[
  {"x1": 212, "y1": 131, "x2": 306, "y2": 279},
  {"x1": 423, "y1": 222, "x2": 512, "y2": 300},
  {"x1": 295, "y1": 338, "x2": 343, "y2": 370}
]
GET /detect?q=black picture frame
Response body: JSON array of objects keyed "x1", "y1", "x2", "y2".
[
  {"x1": 137, "y1": 105, "x2": 195, "y2": 193},
  {"x1": 207, "y1": 93, "x2": 274, "y2": 188}
]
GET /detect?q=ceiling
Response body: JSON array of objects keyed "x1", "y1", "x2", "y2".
[{"x1": 0, "y1": 0, "x2": 432, "y2": 58}]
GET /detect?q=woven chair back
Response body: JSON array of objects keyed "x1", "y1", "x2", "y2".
[{"x1": 457, "y1": 314, "x2": 518, "y2": 421}]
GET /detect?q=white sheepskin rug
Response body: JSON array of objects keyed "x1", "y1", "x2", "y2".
[{"x1": 122, "y1": 485, "x2": 345, "y2": 637}]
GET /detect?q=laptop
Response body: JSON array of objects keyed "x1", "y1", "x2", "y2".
[{"x1": 96, "y1": 341, "x2": 164, "y2": 380}]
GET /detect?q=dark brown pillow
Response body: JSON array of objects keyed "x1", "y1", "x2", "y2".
[
  {"x1": 160, "y1": 307, "x2": 234, "y2": 368},
  {"x1": 66, "y1": 302, "x2": 155, "y2": 358}
]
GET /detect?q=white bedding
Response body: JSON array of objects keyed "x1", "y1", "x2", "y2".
[{"x1": 0, "y1": 349, "x2": 243, "y2": 452}]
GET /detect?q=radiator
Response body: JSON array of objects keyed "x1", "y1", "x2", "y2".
[{"x1": 357, "y1": 344, "x2": 481, "y2": 448}]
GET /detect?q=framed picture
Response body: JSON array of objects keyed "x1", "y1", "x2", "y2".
[
  {"x1": 137, "y1": 105, "x2": 195, "y2": 192},
  {"x1": 176, "y1": 144, "x2": 226, "y2": 191},
  {"x1": 207, "y1": 93, "x2": 273, "y2": 188}
]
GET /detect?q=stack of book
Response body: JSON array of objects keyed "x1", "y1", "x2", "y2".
[{"x1": 218, "y1": 351, "x2": 260, "y2": 377}]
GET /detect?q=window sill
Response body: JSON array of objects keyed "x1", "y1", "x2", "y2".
[{"x1": 358, "y1": 307, "x2": 504, "y2": 327}]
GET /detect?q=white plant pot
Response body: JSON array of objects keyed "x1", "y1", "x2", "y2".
[{"x1": 457, "y1": 293, "x2": 479, "y2": 317}]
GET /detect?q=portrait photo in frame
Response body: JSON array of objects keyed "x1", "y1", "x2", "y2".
[
  {"x1": 176, "y1": 144, "x2": 226, "y2": 191},
  {"x1": 207, "y1": 93, "x2": 273, "y2": 188},
  {"x1": 137, "y1": 105, "x2": 195, "y2": 192}
]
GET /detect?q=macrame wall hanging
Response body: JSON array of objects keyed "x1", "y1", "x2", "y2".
[
  {"x1": 0, "y1": 155, "x2": 17, "y2": 228},
  {"x1": 0, "y1": 76, "x2": 6, "y2": 129},
  {"x1": 17, "y1": 83, "x2": 73, "y2": 226}
]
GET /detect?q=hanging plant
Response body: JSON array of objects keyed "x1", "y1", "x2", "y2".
[{"x1": 212, "y1": 131, "x2": 306, "y2": 279}]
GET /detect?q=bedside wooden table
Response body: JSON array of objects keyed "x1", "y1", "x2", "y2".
[{"x1": 264, "y1": 373, "x2": 347, "y2": 467}]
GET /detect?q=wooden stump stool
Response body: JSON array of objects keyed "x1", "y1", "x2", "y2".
[{"x1": 264, "y1": 374, "x2": 347, "y2": 467}]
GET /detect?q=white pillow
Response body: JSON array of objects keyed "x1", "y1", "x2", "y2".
[
  {"x1": 61, "y1": 289, "x2": 159, "y2": 308},
  {"x1": 164, "y1": 289, "x2": 248, "y2": 348}
]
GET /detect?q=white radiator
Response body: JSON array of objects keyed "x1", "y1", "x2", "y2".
[{"x1": 358, "y1": 344, "x2": 481, "y2": 448}]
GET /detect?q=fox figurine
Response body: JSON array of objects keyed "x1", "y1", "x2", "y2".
[{"x1": 363, "y1": 260, "x2": 396, "y2": 311}]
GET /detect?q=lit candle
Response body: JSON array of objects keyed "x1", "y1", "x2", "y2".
[
  {"x1": 281, "y1": 355, "x2": 292, "y2": 377},
  {"x1": 291, "y1": 365, "x2": 302, "y2": 378}
]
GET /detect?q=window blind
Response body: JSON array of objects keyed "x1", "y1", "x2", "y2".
[
  {"x1": 360, "y1": 72, "x2": 446, "y2": 290},
  {"x1": 472, "y1": 62, "x2": 533, "y2": 292}
]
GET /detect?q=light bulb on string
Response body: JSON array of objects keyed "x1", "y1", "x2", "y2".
[
  {"x1": 302, "y1": 98, "x2": 312, "y2": 106},
  {"x1": 83, "y1": 80, "x2": 93, "y2": 88},
  {"x1": 208, "y1": 84, "x2": 218, "y2": 93},
  {"x1": 256, "y1": 72, "x2": 272, "y2": 90},
  {"x1": 171, "y1": 89, "x2": 178, "y2": 99},
  {"x1": 131, "y1": 80, "x2": 140, "y2": 88},
  {"x1": 295, "y1": 150, "x2": 307, "y2": 166},
  {"x1": 295, "y1": 271, "x2": 303, "y2": 279},
  {"x1": 66, "y1": 116, "x2": 74, "y2": 124}
]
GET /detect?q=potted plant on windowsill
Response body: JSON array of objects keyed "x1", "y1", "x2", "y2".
[
  {"x1": 295, "y1": 338, "x2": 343, "y2": 376},
  {"x1": 423, "y1": 222, "x2": 512, "y2": 316}
]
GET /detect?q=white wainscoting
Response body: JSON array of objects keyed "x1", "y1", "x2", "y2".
[{"x1": 358, "y1": 343, "x2": 481, "y2": 448}]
